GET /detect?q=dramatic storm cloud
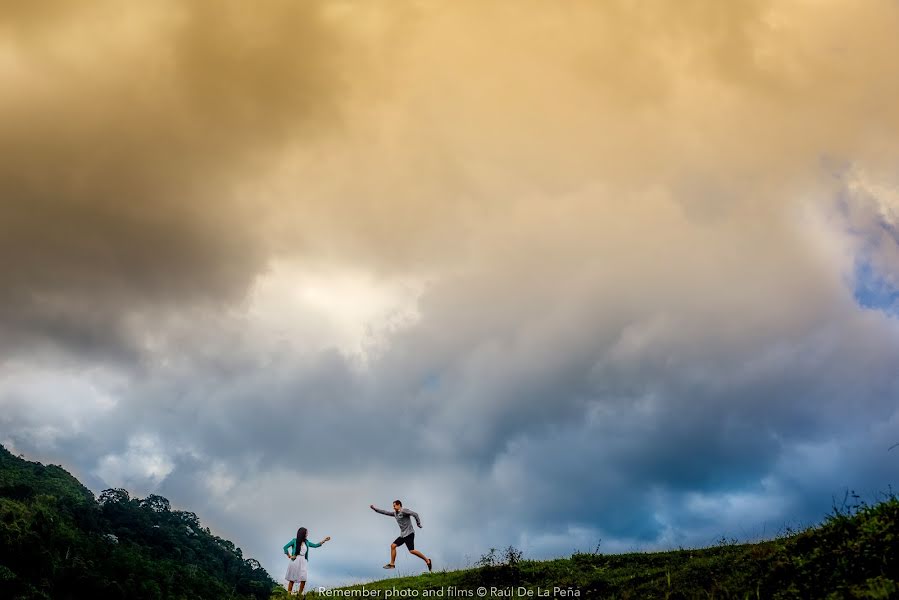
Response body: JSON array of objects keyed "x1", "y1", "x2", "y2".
[{"x1": 2, "y1": 0, "x2": 898, "y2": 586}]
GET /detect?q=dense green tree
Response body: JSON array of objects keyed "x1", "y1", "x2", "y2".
[{"x1": 0, "y1": 445, "x2": 276, "y2": 599}]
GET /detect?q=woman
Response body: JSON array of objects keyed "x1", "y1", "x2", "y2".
[{"x1": 283, "y1": 527, "x2": 331, "y2": 595}]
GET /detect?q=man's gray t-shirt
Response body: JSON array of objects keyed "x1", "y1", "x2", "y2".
[{"x1": 372, "y1": 506, "x2": 421, "y2": 537}]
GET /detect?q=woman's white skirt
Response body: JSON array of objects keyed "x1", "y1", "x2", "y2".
[{"x1": 285, "y1": 555, "x2": 308, "y2": 582}]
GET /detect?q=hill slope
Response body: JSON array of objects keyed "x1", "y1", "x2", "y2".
[
  {"x1": 331, "y1": 494, "x2": 898, "y2": 599},
  {"x1": 0, "y1": 445, "x2": 275, "y2": 599}
]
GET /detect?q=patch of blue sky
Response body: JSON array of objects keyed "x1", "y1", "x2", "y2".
[
  {"x1": 420, "y1": 373, "x2": 441, "y2": 390},
  {"x1": 853, "y1": 259, "x2": 899, "y2": 316}
]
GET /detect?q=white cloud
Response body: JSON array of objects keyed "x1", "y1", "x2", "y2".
[
  {"x1": 246, "y1": 258, "x2": 425, "y2": 362},
  {"x1": 0, "y1": 361, "x2": 121, "y2": 450},
  {"x1": 95, "y1": 434, "x2": 175, "y2": 493}
]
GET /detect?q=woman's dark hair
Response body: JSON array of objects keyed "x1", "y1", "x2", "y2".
[{"x1": 296, "y1": 527, "x2": 308, "y2": 552}]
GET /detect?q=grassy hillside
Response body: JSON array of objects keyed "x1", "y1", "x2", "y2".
[
  {"x1": 0, "y1": 445, "x2": 276, "y2": 599},
  {"x1": 5, "y1": 443, "x2": 895, "y2": 599},
  {"x1": 324, "y1": 493, "x2": 898, "y2": 600}
]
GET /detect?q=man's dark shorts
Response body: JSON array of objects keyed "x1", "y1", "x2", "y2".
[{"x1": 392, "y1": 533, "x2": 415, "y2": 550}]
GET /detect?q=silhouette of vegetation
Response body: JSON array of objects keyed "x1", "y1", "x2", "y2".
[
  {"x1": 6, "y1": 442, "x2": 896, "y2": 598},
  {"x1": 336, "y1": 490, "x2": 899, "y2": 599},
  {"x1": 0, "y1": 445, "x2": 275, "y2": 599}
]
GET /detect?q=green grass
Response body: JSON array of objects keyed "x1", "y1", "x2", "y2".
[{"x1": 292, "y1": 492, "x2": 898, "y2": 600}]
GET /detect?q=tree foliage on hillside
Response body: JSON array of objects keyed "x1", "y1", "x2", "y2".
[{"x1": 0, "y1": 445, "x2": 275, "y2": 599}]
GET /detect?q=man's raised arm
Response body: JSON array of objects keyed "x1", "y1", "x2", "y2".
[
  {"x1": 370, "y1": 504, "x2": 393, "y2": 516},
  {"x1": 403, "y1": 508, "x2": 422, "y2": 527}
]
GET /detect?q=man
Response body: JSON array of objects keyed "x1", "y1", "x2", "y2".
[{"x1": 370, "y1": 500, "x2": 432, "y2": 571}]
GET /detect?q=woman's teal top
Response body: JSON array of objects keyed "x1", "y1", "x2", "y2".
[{"x1": 283, "y1": 538, "x2": 322, "y2": 560}]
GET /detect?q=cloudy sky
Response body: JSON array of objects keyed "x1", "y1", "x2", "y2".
[{"x1": 2, "y1": 0, "x2": 899, "y2": 587}]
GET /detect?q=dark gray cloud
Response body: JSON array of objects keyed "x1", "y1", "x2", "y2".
[
  {"x1": 3, "y1": 0, "x2": 899, "y2": 589},
  {"x1": 0, "y1": 0, "x2": 346, "y2": 360}
]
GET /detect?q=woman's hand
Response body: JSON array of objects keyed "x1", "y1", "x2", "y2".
[{"x1": 325, "y1": 536, "x2": 331, "y2": 542}]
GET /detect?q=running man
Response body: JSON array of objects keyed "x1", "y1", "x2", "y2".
[{"x1": 370, "y1": 500, "x2": 432, "y2": 572}]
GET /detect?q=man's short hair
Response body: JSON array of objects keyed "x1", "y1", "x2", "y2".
[{"x1": 393, "y1": 499, "x2": 402, "y2": 507}]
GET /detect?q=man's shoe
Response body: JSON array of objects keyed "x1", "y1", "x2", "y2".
[{"x1": 383, "y1": 564, "x2": 395, "y2": 569}]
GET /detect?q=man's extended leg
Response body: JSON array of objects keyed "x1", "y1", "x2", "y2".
[
  {"x1": 410, "y1": 548, "x2": 432, "y2": 571},
  {"x1": 383, "y1": 542, "x2": 398, "y2": 569}
]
